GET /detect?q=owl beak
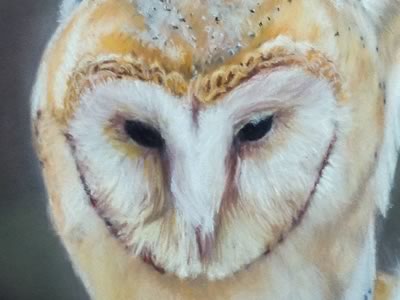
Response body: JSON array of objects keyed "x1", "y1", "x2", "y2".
[
  {"x1": 169, "y1": 146, "x2": 230, "y2": 260},
  {"x1": 195, "y1": 227, "x2": 214, "y2": 261}
]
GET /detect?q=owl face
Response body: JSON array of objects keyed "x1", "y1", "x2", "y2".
[
  {"x1": 34, "y1": 0, "x2": 394, "y2": 292},
  {"x1": 66, "y1": 64, "x2": 339, "y2": 278}
]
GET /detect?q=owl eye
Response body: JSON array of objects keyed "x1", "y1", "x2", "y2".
[
  {"x1": 237, "y1": 115, "x2": 274, "y2": 143},
  {"x1": 124, "y1": 120, "x2": 165, "y2": 149}
]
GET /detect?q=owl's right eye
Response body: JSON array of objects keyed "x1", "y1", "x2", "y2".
[
  {"x1": 124, "y1": 120, "x2": 165, "y2": 149},
  {"x1": 237, "y1": 115, "x2": 274, "y2": 143}
]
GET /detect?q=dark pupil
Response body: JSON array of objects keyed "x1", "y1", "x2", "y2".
[
  {"x1": 124, "y1": 120, "x2": 164, "y2": 149},
  {"x1": 237, "y1": 116, "x2": 274, "y2": 142}
]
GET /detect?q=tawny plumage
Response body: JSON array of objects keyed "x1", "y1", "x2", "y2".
[{"x1": 32, "y1": 0, "x2": 400, "y2": 299}]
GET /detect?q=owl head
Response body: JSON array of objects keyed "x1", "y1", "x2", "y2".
[{"x1": 33, "y1": 0, "x2": 400, "y2": 298}]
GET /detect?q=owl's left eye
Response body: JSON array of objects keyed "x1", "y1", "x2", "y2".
[
  {"x1": 237, "y1": 115, "x2": 274, "y2": 143},
  {"x1": 124, "y1": 120, "x2": 165, "y2": 149}
]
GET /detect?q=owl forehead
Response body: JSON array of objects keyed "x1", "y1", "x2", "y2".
[
  {"x1": 130, "y1": 0, "x2": 277, "y2": 66},
  {"x1": 91, "y1": 0, "x2": 326, "y2": 70},
  {"x1": 45, "y1": 0, "x2": 366, "y2": 124}
]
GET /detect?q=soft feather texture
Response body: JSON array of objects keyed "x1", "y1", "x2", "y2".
[
  {"x1": 333, "y1": 0, "x2": 393, "y2": 25},
  {"x1": 59, "y1": 0, "x2": 80, "y2": 20},
  {"x1": 68, "y1": 68, "x2": 339, "y2": 279},
  {"x1": 34, "y1": 0, "x2": 400, "y2": 299},
  {"x1": 60, "y1": 0, "x2": 396, "y2": 27}
]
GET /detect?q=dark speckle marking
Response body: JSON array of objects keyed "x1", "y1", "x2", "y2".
[
  {"x1": 36, "y1": 109, "x2": 42, "y2": 120},
  {"x1": 363, "y1": 287, "x2": 372, "y2": 300},
  {"x1": 335, "y1": 31, "x2": 340, "y2": 37},
  {"x1": 64, "y1": 133, "x2": 74, "y2": 143},
  {"x1": 105, "y1": 219, "x2": 113, "y2": 228},
  {"x1": 278, "y1": 234, "x2": 284, "y2": 243},
  {"x1": 191, "y1": 96, "x2": 201, "y2": 127},
  {"x1": 33, "y1": 110, "x2": 43, "y2": 139}
]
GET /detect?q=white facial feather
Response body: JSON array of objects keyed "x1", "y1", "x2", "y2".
[
  {"x1": 34, "y1": 1, "x2": 400, "y2": 298},
  {"x1": 67, "y1": 67, "x2": 341, "y2": 279},
  {"x1": 333, "y1": 0, "x2": 396, "y2": 26}
]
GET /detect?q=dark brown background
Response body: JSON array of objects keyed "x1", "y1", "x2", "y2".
[{"x1": 0, "y1": 1, "x2": 398, "y2": 300}]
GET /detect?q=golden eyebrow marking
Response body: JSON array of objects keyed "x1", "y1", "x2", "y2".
[
  {"x1": 58, "y1": 57, "x2": 189, "y2": 124},
  {"x1": 193, "y1": 47, "x2": 341, "y2": 103},
  {"x1": 59, "y1": 46, "x2": 341, "y2": 124}
]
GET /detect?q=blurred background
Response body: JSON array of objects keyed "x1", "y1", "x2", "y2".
[
  {"x1": 0, "y1": 1, "x2": 398, "y2": 300},
  {"x1": 0, "y1": 1, "x2": 88, "y2": 299}
]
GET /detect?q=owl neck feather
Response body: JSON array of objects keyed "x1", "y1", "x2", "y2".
[{"x1": 64, "y1": 208, "x2": 388, "y2": 300}]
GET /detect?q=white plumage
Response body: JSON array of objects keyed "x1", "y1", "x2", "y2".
[
  {"x1": 32, "y1": 0, "x2": 400, "y2": 299},
  {"x1": 59, "y1": 0, "x2": 80, "y2": 20}
]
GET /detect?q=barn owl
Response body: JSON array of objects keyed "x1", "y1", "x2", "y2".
[{"x1": 32, "y1": 0, "x2": 400, "y2": 299}]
